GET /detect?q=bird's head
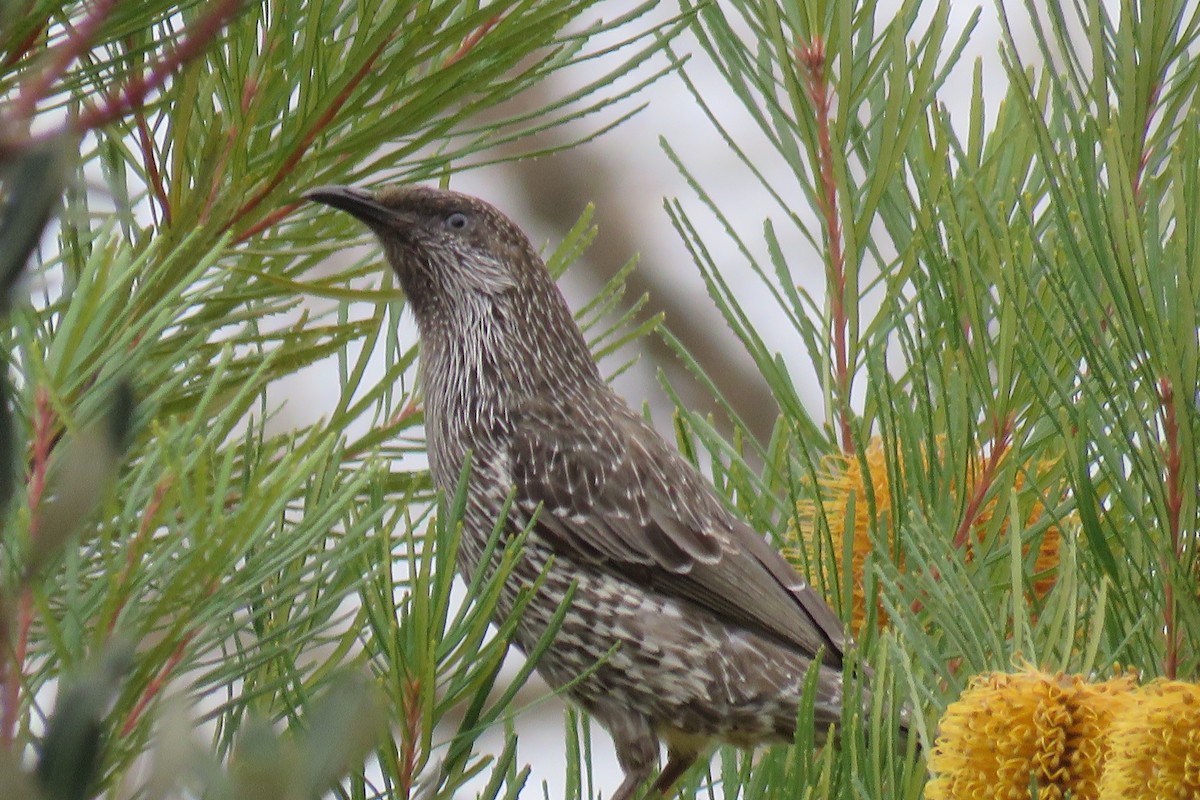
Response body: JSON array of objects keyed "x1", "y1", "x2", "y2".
[
  {"x1": 304, "y1": 184, "x2": 545, "y2": 312},
  {"x1": 304, "y1": 184, "x2": 597, "y2": 390}
]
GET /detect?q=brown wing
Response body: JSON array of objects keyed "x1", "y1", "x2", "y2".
[{"x1": 510, "y1": 393, "x2": 847, "y2": 667}]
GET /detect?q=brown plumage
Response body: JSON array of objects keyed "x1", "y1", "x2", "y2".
[{"x1": 306, "y1": 184, "x2": 859, "y2": 799}]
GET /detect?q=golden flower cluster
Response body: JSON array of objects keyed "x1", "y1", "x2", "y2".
[
  {"x1": 788, "y1": 436, "x2": 1062, "y2": 633},
  {"x1": 1098, "y1": 679, "x2": 1200, "y2": 797},
  {"x1": 927, "y1": 669, "x2": 1200, "y2": 799}
]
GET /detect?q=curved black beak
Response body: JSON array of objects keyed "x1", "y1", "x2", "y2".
[{"x1": 303, "y1": 185, "x2": 394, "y2": 228}]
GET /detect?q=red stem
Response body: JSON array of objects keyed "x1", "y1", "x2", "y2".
[
  {"x1": 118, "y1": 572, "x2": 217, "y2": 738},
  {"x1": 0, "y1": 0, "x2": 243, "y2": 162},
  {"x1": 798, "y1": 37, "x2": 854, "y2": 454},
  {"x1": 389, "y1": 395, "x2": 422, "y2": 429},
  {"x1": 106, "y1": 477, "x2": 172, "y2": 633},
  {"x1": 200, "y1": 124, "x2": 241, "y2": 226},
  {"x1": 1159, "y1": 377, "x2": 1181, "y2": 679},
  {"x1": 133, "y1": 107, "x2": 171, "y2": 226},
  {"x1": 228, "y1": 35, "x2": 391, "y2": 238},
  {"x1": 1, "y1": 387, "x2": 55, "y2": 746},
  {"x1": 398, "y1": 677, "x2": 422, "y2": 798},
  {"x1": 9, "y1": 0, "x2": 121, "y2": 122},
  {"x1": 120, "y1": 632, "x2": 192, "y2": 737},
  {"x1": 444, "y1": 14, "x2": 503, "y2": 67},
  {"x1": 198, "y1": 76, "x2": 259, "y2": 226},
  {"x1": 0, "y1": 592, "x2": 33, "y2": 747},
  {"x1": 953, "y1": 414, "x2": 1013, "y2": 550},
  {"x1": 233, "y1": 200, "x2": 301, "y2": 243},
  {"x1": 71, "y1": 0, "x2": 243, "y2": 136}
]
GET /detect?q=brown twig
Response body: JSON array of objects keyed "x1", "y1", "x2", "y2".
[
  {"x1": 1158, "y1": 377, "x2": 1181, "y2": 680},
  {"x1": 797, "y1": 36, "x2": 854, "y2": 454},
  {"x1": 953, "y1": 413, "x2": 1013, "y2": 550},
  {"x1": 0, "y1": 387, "x2": 55, "y2": 746},
  {"x1": 228, "y1": 35, "x2": 391, "y2": 239}
]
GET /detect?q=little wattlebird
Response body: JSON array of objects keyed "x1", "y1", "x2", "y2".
[{"x1": 305, "y1": 184, "x2": 878, "y2": 799}]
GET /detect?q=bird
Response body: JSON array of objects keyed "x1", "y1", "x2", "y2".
[{"x1": 305, "y1": 184, "x2": 864, "y2": 799}]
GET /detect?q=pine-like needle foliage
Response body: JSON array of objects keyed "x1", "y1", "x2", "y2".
[
  {"x1": 656, "y1": 1, "x2": 1199, "y2": 798},
  {"x1": 0, "y1": 2, "x2": 677, "y2": 798}
]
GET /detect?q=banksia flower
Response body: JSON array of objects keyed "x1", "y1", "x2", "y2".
[
  {"x1": 1098, "y1": 679, "x2": 1200, "y2": 798},
  {"x1": 788, "y1": 436, "x2": 1063, "y2": 633},
  {"x1": 1067, "y1": 676, "x2": 1142, "y2": 799},
  {"x1": 925, "y1": 668, "x2": 1137, "y2": 800},
  {"x1": 788, "y1": 439, "x2": 893, "y2": 632}
]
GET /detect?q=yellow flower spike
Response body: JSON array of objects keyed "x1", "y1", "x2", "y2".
[
  {"x1": 926, "y1": 669, "x2": 1137, "y2": 800},
  {"x1": 789, "y1": 438, "x2": 891, "y2": 632},
  {"x1": 788, "y1": 436, "x2": 1064, "y2": 634},
  {"x1": 1065, "y1": 676, "x2": 1140, "y2": 799},
  {"x1": 1098, "y1": 679, "x2": 1200, "y2": 799}
]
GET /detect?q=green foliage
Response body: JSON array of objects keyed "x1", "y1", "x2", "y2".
[
  {"x1": 6, "y1": 0, "x2": 1197, "y2": 797},
  {"x1": 659, "y1": 0, "x2": 1200, "y2": 797},
  {"x1": 0, "y1": 1, "x2": 674, "y2": 798}
]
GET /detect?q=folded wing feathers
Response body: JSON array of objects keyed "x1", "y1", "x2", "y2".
[{"x1": 510, "y1": 394, "x2": 848, "y2": 666}]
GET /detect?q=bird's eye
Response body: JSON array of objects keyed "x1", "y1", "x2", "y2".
[{"x1": 445, "y1": 211, "x2": 470, "y2": 231}]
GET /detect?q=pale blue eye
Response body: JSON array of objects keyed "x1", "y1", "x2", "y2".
[{"x1": 445, "y1": 212, "x2": 470, "y2": 231}]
